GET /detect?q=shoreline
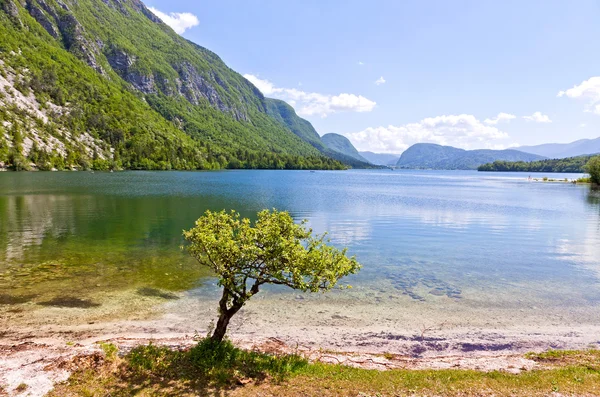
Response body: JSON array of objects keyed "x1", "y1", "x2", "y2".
[{"x1": 3, "y1": 288, "x2": 600, "y2": 396}]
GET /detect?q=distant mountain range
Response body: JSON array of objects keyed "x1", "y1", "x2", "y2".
[
  {"x1": 359, "y1": 151, "x2": 400, "y2": 166},
  {"x1": 396, "y1": 143, "x2": 546, "y2": 170},
  {"x1": 516, "y1": 137, "x2": 600, "y2": 159},
  {"x1": 321, "y1": 133, "x2": 372, "y2": 165},
  {"x1": 264, "y1": 101, "x2": 371, "y2": 168}
]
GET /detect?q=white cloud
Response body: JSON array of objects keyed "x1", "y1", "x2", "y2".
[
  {"x1": 580, "y1": 123, "x2": 587, "y2": 128},
  {"x1": 484, "y1": 112, "x2": 516, "y2": 125},
  {"x1": 558, "y1": 77, "x2": 600, "y2": 114},
  {"x1": 342, "y1": 114, "x2": 509, "y2": 153},
  {"x1": 243, "y1": 74, "x2": 376, "y2": 117},
  {"x1": 358, "y1": 61, "x2": 364, "y2": 66},
  {"x1": 523, "y1": 111, "x2": 552, "y2": 123},
  {"x1": 149, "y1": 7, "x2": 199, "y2": 34},
  {"x1": 375, "y1": 76, "x2": 386, "y2": 85}
]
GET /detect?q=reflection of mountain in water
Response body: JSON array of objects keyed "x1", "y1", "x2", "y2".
[
  {"x1": 0, "y1": 192, "x2": 221, "y2": 299},
  {"x1": 0, "y1": 195, "x2": 79, "y2": 262}
]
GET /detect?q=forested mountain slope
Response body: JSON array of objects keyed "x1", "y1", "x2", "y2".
[
  {"x1": 0, "y1": 0, "x2": 344, "y2": 170},
  {"x1": 321, "y1": 133, "x2": 371, "y2": 164},
  {"x1": 396, "y1": 143, "x2": 546, "y2": 170}
]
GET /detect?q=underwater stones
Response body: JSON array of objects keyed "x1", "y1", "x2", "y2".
[
  {"x1": 38, "y1": 296, "x2": 100, "y2": 308},
  {"x1": 387, "y1": 267, "x2": 462, "y2": 301},
  {"x1": 137, "y1": 287, "x2": 179, "y2": 300}
]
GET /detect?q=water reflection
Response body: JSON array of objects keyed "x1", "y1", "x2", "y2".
[{"x1": 0, "y1": 170, "x2": 599, "y2": 310}]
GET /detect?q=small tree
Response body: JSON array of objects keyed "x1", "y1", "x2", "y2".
[
  {"x1": 183, "y1": 209, "x2": 361, "y2": 342},
  {"x1": 586, "y1": 156, "x2": 600, "y2": 185}
]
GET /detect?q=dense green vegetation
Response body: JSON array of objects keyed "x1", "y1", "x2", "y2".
[
  {"x1": 478, "y1": 155, "x2": 597, "y2": 173},
  {"x1": 47, "y1": 343, "x2": 600, "y2": 396},
  {"x1": 0, "y1": 0, "x2": 346, "y2": 170},
  {"x1": 183, "y1": 209, "x2": 360, "y2": 342},
  {"x1": 396, "y1": 143, "x2": 545, "y2": 170},
  {"x1": 586, "y1": 156, "x2": 600, "y2": 184}
]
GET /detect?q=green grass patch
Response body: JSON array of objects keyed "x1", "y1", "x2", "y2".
[{"x1": 49, "y1": 342, "x2": 600, "y2": 397}]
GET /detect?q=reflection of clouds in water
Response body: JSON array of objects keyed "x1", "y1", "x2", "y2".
[
  {"x1": 0, "y1": 195, "x2": 79, "y2": 262},
  {"x1": 408, "y1": 208, "x2": 484, "y2": 230},
  {"x1": 555, "y1": 194, "x2": 600, "y2": 280},
  {"x1": 306, "y1": 215, "x2": 373, "y2": 246}
]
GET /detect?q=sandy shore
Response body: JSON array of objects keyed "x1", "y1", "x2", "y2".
[{"x1": 2, "y1": 285, "x2": 600, "y2": 396}]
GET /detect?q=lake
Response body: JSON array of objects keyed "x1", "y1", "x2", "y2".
[{"x1": 2, "y1": 170, "x2": 600, "y2": 352}]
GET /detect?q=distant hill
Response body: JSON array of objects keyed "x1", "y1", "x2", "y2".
[
  {"x1": 478, "y1": 154, "x2": 597, "y2": 173},
  {"x1": 516, "y1": 137, "x2": 600, "y2": 158},
  {"x1": 264, "y1": 98, "x2": 324, "y2": 150},
  {"x1": 359, "y1": 151, "x2": 400, "y2": 166},
  {"x1": 396, "y1": 143, "x2": 546, "y2": 170},
  {"x1": 264, "y1": 100, "x2": 372, "y2": 168},
  {"x1": 321, "y1": 134, "x2": 371, "y2": 164}
]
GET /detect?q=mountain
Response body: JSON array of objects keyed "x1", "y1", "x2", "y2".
[
  {"x1": 478, "y1": 154, "x2": 596, "y2": 173},
  {"x1": 321, "y1": 133, "x2": 371, "y2": 164},
  {"x1": 396, "y1": 143, "x2": 546, "y2": 170},
  {"x1": 516, "y1": 137, "x2": 600, "y2": 159},
  {"x1": 0, "y1": 0, "x2": 344, "y2": 170},
  {"x1": 264, "y1": 100, "x2": 371, "y2": 168},
  {"x1": 359, "y1": 151, "x2": 400, "y2": 166}
]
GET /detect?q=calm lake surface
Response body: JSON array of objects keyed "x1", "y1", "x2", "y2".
[{"x1": 1, "y1": 170, "x2": 600, "y2": 313}]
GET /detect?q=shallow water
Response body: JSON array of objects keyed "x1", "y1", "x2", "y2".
[{"x1": 1, "y1": 169, "x2": 599, "y2": 315}]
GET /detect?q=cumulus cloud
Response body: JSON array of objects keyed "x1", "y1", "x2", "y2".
[
  {"x1": 523, "y1": 112, "x2": 552, "y2": 123},
  {"x1": 244, "y1": 74, "x2": 376, "y2": 117},
  {"x1": 375, "y1": 76, "x2": 386, "y2": 85},
  {"x1": 149, "y1": 7, "x2": 199, "y2": 34},
  {"x1": 558, "y1": 76, "x2": 600, "y2": 114},
  {"x1": 484, "y1": 112, "x2": 516, "y2": 125},
  {"x1": 342, "y1": 114, "x2": 509, "y2": 153},
  {"x1": 358, "y1": 61, "x2": 365, "y2": 66}
]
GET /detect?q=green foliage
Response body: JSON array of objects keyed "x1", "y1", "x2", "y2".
[
  {"x1": 183, "y1": 209, "x2": 361, "y2": 340},
  {"x1": 189, "y1": 338, "x2": 307, "y2": 382},
  {"x1": 99, "y1": 342, "x2": 118, "y2": 362},
  {"x1": 478, "y1": 155, "x2": 595, "y2": 173},
  {"x1": 127, "y1": 339, "x2": 308, "y2": 386},
  {"x1": 50, "y1": 346, "x2": 600, "y2": 396},
  {"x1": 585, "y1": 156, "x2": 600, "y2": 184},
  {"x1": 184, "y1": 209, "x2": 360, "y2": 295},
  {"x1": 0, "y1": 0, "x2": 345, "y2": 171}
]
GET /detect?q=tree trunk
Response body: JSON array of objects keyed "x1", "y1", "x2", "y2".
[
  {"x1": 211, "y1": 287, "x2": 242, "y2": 342},
  {"x1": 210, "y1": 283, "x2": 262, "y2": 343},
  {"x1": 211, "y1": 310, "x2": 232, "y2": 342}
]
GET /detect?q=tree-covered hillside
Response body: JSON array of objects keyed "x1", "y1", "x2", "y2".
[
  {"x1": 396, "y1": 143, "x2": 545, "y2": 170},
  {"x1": 264, "y1": 100, "x2": 372, "y2": 168},
  {"x1": 0, "y1": 0, "x2": 345, "y2": 170},
  {"x1": 477, "y1": 155, "x2": 598, "y2": 173},
  {"x1": 321, "y1": 133, "x2": 371, "y2": 164}
]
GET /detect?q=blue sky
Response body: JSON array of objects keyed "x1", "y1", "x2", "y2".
[{"x1": 146, "y1": 0, "x2": 600, "y2": 154}]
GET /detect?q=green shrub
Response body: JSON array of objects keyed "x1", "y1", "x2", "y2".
[
  {"x1": 99, "y1": 342, "x2": 118, "y2": 362},
  {"x1": 127, "y1": 338, "x2": 308, "y2": 386},
  {"x1": 585, "y1": 156, "x2": 600, "y2": 184}
]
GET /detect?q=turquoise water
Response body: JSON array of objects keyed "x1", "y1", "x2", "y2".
[{"x1": 1, "y1": 170, "x2": 599, "y2": 309}]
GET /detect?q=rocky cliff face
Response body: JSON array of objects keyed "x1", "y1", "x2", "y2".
[
  {"x1": 0, "y1": 0, "x2": 348, "y2": 171},
  {"x1": 25, "y1": 0, "x2": 105, "y2": 73},
  {"x1": 16, "y1": 0, "x2": 255, "y2": 121}
]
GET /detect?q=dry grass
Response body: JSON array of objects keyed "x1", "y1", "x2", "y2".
[{"x1": 48, "y1": 345, "x2": 600, "y2": 397}]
